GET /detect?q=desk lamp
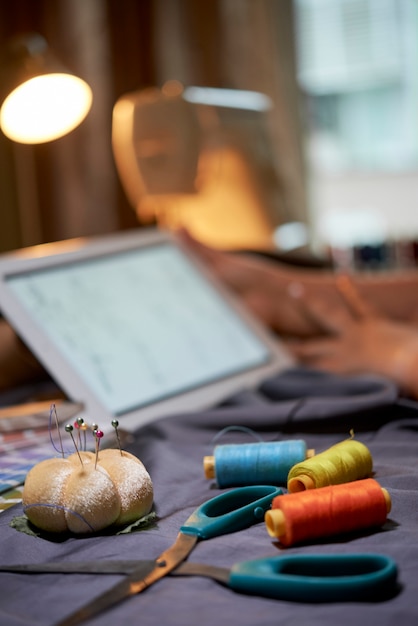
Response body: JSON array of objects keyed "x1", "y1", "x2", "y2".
[
  {"x1": 0, "y1": 33, "x2": 93, "y2": 248},
  {"x1": 0, "y1": 33, "x2": 92, "y2": 144}
]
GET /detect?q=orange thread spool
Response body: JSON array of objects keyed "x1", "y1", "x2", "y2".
[{"x1": 265, "y1": 478, "x2": 391, "y2": 547}]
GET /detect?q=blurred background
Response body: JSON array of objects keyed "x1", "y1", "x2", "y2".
[{"x1": 1, "y1": 0, "x2": 418, "y2": 271}]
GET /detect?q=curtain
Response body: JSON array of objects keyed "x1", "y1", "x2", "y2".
[{"x1": 0, "y1": 0, "x2": 306, "y2": 252}]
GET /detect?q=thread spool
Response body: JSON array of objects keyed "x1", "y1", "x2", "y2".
[
  {"x1": 265, "y1": 478, "x2": 391, "y2": 547},
  {"x1": 287, "y1": 438, "x2": 372, "y2": 492},
  {"x1": 203, "y1": 440, "x2": 314, "y2": 488}
]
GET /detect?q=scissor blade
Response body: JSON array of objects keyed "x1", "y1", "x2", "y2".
[
  {"x1": 55, "y1": 561, "x2": 156, "y2": 626},
  {"x1": 56, "y1": 533, "x2": 197, "y2": 626},
  {"x1": 0, "y1": 560, "x2": 154, "y2": 575},
  {"x1": 172, "y1": 561, "x2": 230, "y2": 585},
  {"x1": 135, "y1": 532, "x2": 198, "y2": 591}
]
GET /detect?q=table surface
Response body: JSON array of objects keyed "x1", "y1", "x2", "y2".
[{"x1": 1, "y1": 367, "x2": 417, "y2": 626}]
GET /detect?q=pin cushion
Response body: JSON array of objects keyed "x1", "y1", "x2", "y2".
[{"x1": 22, "y1": 448, "x2": 154, "y2": 534}]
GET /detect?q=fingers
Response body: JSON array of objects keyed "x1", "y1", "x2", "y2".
[
  {"x1": 289, "y1": 338, "x2": 333, "y2": 359},
  {"x1": 406, "y1": 307, "x2": 418, "y2": 327},
  {"x1": 177, "y1": 229, "x2": 255, "y2": 292},
  {"x1": 335, "y1": 274, "x2": 377, "y2": 319},
  {"x1": 288, "y1": 338, "x2": 346, "y2": 373},
  {"x1": 289, "y1": 290, "x2": 354, "y2": 336},
  {"x1": 287, "y1": 274, "x2": 379, "y2": 337},
  {"x1": 175, "y1": 228, "x2": 226, "y2": 264},
  {"x1": 176, "y1": 228, "x2": 271, "y2": 291}
]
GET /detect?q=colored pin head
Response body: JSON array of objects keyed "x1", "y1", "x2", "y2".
[
  {"x1": 93, "y1": 427, "x2": 103, "y2": 469},
  {"x1": 79, "y1": 420, "x2": 88, "y2": 451},
  {"x1": 65, "y1": 423, "x2": 83, "y2": 465},
  {"x1": 111, "y1": 419, "x2": 122, "y2": 455},
  {"x1": 73, "y1": 417, "x2": 84, "y2": 449}
]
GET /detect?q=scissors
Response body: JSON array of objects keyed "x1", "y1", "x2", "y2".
[{"x1": 0, "y1": 485, "x2": 398, "y2": 625}]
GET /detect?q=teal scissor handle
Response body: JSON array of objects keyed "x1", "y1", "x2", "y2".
[
  {"x1": 180, "y1": 485, "x2": 283, "y2": 540},
  {"x1": 228, "y1": 553, "x2": 398, "y2": 602}
]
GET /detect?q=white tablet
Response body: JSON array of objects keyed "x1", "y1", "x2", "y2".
[{"x1": 0, "y1": 228, "x2": 293, "y2": 432}]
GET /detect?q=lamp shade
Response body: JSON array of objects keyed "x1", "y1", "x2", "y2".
[{"x1": 0, "y1": 33, "x2": 92, "y2": 144}]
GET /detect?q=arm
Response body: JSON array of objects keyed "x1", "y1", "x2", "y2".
[
  {"x1": 288, "y1": 293, "x2": 418, "y2": 399},
  {"x1": 0, "y1": 320, "x2": 46, "y2": 391},
  {"x1": 178, "y1": 230, "x2": 418, "y2": 336}
]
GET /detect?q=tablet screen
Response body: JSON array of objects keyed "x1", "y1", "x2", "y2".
[{"x1": 6, "y1": 242, "x2": 270, "y2": 415}]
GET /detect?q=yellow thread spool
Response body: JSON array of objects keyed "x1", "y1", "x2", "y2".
[{"x1": 287, "y1": 439, "x2": 373, "y2": 492}]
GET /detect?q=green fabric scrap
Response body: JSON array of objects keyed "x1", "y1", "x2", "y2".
[{"x1": 10, "y1": 510, "x2": 158, "y2": 541}]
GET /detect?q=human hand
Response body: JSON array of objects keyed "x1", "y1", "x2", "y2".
[
  {"x1": 176, "y1": 229, "x2": 326, "y2": 337},
  {"x1": 288, "y1": 278, "x2": 418, "y2": 398}
]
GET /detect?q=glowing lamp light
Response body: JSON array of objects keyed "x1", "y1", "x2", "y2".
[
  {"x1": 0, "y1": 33, "x2": 92, "y2": 144},
  {"x1": 1, "y1": 73, "x2": 92, "y2": 143}
]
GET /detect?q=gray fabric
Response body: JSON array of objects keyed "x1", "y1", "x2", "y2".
[{"x1": 1, "y1": 367, "x2": 417, "y2": 625}]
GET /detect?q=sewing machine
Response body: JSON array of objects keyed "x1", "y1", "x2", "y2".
[{"x1": 112, "y1": 82, "x2": 297, "y2": 252}]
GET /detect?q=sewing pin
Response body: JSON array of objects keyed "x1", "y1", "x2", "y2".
[
  {"x1": 111, "y1": 419, "x2": 122, "y2": 455},
  {"x1": 49, "y1": 403, "x2": 64, "y2": 458},
  {"x1": 74, "y1": 417, "x2": 85, "y2": 449},
  {"x1": 74, "y1": 418, "x2": 82, "y2": 450},
  {"x1": 80, "y1": 420, "x2": 88, "y2": 451},
  {"x1": 93, "y1": 427, "x2": 103, "y2": 469},
  {"x1": 65, "y1": 423, "x2": 83, "y2": 465}
]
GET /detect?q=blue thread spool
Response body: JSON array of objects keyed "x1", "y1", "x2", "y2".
[{"x1": 204, "y1": 440, "x2": 312, "y2": 487}]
